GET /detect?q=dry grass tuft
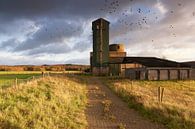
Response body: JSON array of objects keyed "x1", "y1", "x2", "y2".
[
  {"x1": 104, "y1": 78, "x2": 195, "y2": 129},
  {"x1": 0, "y1": 76, "x2": 87, "y2": 129}
]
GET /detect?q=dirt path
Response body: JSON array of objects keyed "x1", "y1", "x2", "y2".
[{"x1": 85, "y1": 77, "x2": 166, "y2": 129}]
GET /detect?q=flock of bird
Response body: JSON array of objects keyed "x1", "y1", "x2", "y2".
[
  {"x1": 99, "y1": 0, "x2": 195, "y2": 41},
  {"x1": 29, "y1": 0, "x2": 195, "y2": 42}
]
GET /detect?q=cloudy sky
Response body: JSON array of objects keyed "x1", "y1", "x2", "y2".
[{"x1": 0, "y1": 0, "x2": 195, "y2": 65}]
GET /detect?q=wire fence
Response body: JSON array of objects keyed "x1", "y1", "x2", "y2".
[
  {"x1": 0, "y1": 72, "x2": 89, "y2": 90},
  {"x1": 0, "y1": 75, "x2": 44, "y2": 90}
]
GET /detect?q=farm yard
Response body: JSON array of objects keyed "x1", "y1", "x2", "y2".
[
  {"x1": 1, "y1": 0, "x2": 195, "y2": 129},
  {"x1": 0, "y1": 72, "x2": 194, "y2": 129}
]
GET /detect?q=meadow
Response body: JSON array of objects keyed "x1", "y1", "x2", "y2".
[
  {"x1": 0, "y1": 71, "x2": 80, "y2": 88},
  {"x1": 0, "y1": 71, "x2": 42, "y2": 88},
  {"x1": 0, "y1": 72, "x2": 195, "y2": 129},
  {"x1": 104, "y1": 78, "x2": 195, "y2": 129},
  {"x1": 0, "y1": 76, "x2": 87, "y2": 129}
]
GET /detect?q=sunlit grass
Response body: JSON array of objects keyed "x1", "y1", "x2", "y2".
[
  {"x1": 0, "y1": 76, "x2": 87, "y2": 129},
  {"x1": 0, "y1": 73, "x2": 41, "y2": 88},
  {"x1": 104, "y1": 78, "x2": 195, "y2": 129}
]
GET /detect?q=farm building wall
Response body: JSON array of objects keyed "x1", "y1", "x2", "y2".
[
  {"x1": 160, "y1": 70, "x2": 169, "y2": 80},
  {"x1": 109, "y1": 64, "x2": 120, "y2": 76},
  {"x1": 169, "y1": 70, "x2": 178, "y2": 80},
  {"x1": 148, "y1": 70, "x2": 158, "y2": 80},
  {"x1": 190, "y1": 69, "x2": 195, "y2": 79},
  {"x1": 180, "y1": 70, "x2": 188, "y2": 80},
  {"x1": 125, "y1": 68, "x2": 191, "y2": 80},
  {"x1": 109, "y1": 51, "x2": 126, "y2": 57},
  {"x1": 92, "y1": 67, "x2": 109, "y2": 76},
  {"x1": 125, "y1": 68, "x2": 146, "y2": 80}
]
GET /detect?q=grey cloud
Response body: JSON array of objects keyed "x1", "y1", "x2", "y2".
[
  {"x1": 0, "y1": 38, "x2": 18, "y2": 50},
  {"x1": 0, "y1": 0, "x2": 195, "y2": 65},
  {"x1": 0, "y1": 0, "x2": 119, "y2": 20},
  {"x1": 64, "y1": 58, "x2": 89, "y2": 65},
  {"x1": 26, "y1": 43, "x2": 72, "y2": 55},
  {"x1": 0, "y1": 55, "x2": 63, "y2": 65},
  {"x1": 14, "y1": 19, "x2": 83, "y2": 51}
]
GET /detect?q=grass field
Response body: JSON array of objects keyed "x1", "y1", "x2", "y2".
[
  {"x1": 0, "y1": 76, "x2": 87, "y2": 129},
  {"x1": 0, "y1": 71, "x2": 86, "y2": 89},
  {"x1": 104, "y1": 78, "x2": 195, "y2": 129},
  {"x1": 0, "y1": 72, "x2": 42, "y2": 88}
]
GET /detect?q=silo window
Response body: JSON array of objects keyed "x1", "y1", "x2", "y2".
[
  {"x1": 97, "y1": 25, "x2": 99, "y2": 29},
  {"x1": 118, "y1": 46, "x2": 120, "y2": 49}
]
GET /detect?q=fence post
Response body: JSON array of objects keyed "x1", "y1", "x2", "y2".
[
  {"x1": 15, "y1": 78, "x2": 18, "y2": 87},
  {"x1": 131, "y1": 81, "x2": 133, "y2": 92},
  {"x1": 158, "y1": 87, "x2": 165, "y2": 103},
  {"x1": 158, "y1": 87, "x2": 161, "y2": 102},
  {"x1": 161, "y1": 88, "x2": 164, "y2": 102}
]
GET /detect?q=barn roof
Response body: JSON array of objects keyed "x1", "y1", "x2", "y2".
[
  {"x1": 109, "y1": 57, "x2": 190, "y2": 68},
  {"x1": 182, "y1": 61, "x2": 195, "y2": 68}
]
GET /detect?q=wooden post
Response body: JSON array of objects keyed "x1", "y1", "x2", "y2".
[
  {"x1": 168, "y1": 70, "x2": 170, "y2": 80},
  {"x1": 158, "y1": 87, "x2": 161, "y2": 102},
  {"x1": 158, "y1": 87, "x2": 165, "y2": 103},
  {"x1": 131, "y1": 81, "x2": 133, "y2": 91},
  {"x1": 15, "y1": 78, "x2": 18, "y2": 87},
  {"x1": 157, "y1": 70, "x2": 160, "y2": 80},
  {"x1": 161, "y1": 88, "x2": 164, "y2": 102},
  {"x1": 178, "y1": 70, "x2": 180, "y2": 80}
]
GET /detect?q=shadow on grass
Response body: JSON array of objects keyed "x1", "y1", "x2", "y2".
[{"x1": 0, "y1": 120, "x2": 21, "y2": 129}]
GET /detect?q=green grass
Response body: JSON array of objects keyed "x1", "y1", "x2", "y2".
[
  {"x1": 0, "y1": 74, "x2": 41, "y2": 79},
  {"x1": 0, "y1": 71, "x2": 42, "y2": 75},
  {"x1": 0, "y1": 72, "x2": 42, "y2": 88},
  {"x1": 0, "y1": 76, "x2": 87, "y2": 129},
  {"x1": 103, "y1": 78, "x2": 195, "y2": 129}
]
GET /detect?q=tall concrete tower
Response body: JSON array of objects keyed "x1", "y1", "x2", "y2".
[{"x1": 91, "y1": 18, "x2": 110, "y2": 76}]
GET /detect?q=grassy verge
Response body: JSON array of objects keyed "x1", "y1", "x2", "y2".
[
  {"x1": 0, "y1": 74, "x2": 41, "y2": 88},
  {"x1": 0, "y1": 76, "x2": 87, "y2": 129},
  {"x1": 103, "y1": 78, "x2": 195, "y2": 129}
]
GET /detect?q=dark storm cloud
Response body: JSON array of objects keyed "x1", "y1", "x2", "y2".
[
  {"x1": 0, "y1": 0, "x2": 131, "y2": 20},
  {"x1": 0, "y1": 0, "x2": 195, "y2": 65},
  {"x1": 14, "y1": 19, "x2": 83, "y2": 51},
  {"x1": 0, "y1": 38, "x2": 17, "y2": 50},
  {"x1": 0, "y1": 0, "x2": 132, "y2": 54}
]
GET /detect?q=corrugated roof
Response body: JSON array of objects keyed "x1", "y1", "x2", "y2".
[
  {"x1": 109, "y1": 57, "x2": 190, "y2": 68},
  {"x1": 182, "y1": 61, "x2": 195, "y2": 68}
]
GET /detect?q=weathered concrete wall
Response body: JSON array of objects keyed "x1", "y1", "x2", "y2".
[
  {"x1": 109, "y1": 51, "x2": 126, "y2": 57},
  {"x1": 92, "y1": 67, "x2": 109, "y2": 76},
  {"x1": 122, "y1": 68, "x2": 192, "y2": 80},
  {"x1": 160, "y1": 70, "x2": 168, "y2": 80},
  {"x1": 125, "y1": 69, "x2": 136, "y2": 80},
  {"x1": 148, "y1": 70, "x2": 158, "y2": 80},
  {"x1": 109, "y1": 64, "x2": 120, "y2": 76},
  {"x1": 190, "y1": 69, "x2": 195, "y2": 79},
  {"x1": 170, "y1": 70, "x2": 178, "y2": 80},
  {"x1": 140, "y1": 71, "x2": 146, "y2": 80},
  {"x1": 180, "y1": 70, "x2": 188, "y2": 80}
]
